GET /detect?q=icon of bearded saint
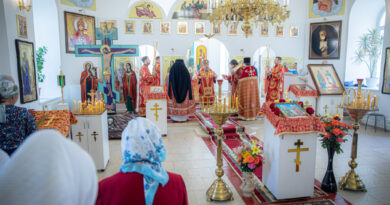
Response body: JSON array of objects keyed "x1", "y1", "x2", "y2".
[{"x1": 70, "y1": 18, "x2": 91, "y2": 48}]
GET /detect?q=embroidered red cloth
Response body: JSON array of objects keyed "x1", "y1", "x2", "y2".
[
  {"x1": 260, "y1": 102, "x2": 325, "y2": 136},
  {"x1": 96, "y1": 172, "x2": 188, "y2": 205},
  {"x1": 31, "y1": 110, "x2": 78, "y2": 136},
  {"x1": 145, "y1": 86, "x2": 168, "y2": 101},
  {"x1": 288, "y1": 84, "x2": 318, "y2": 98}
]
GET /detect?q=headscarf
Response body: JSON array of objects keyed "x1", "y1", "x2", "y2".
[
  {"x1": 0, "y1": 130, "x2": 98, "y2": 205},
  {"x1": 120, "y1": 117, "x2": 169, "y2": 205},
  {"x1": 0, "y1": 149, "x2": 9, "y2": 169},
  {"x1": 168, "y1": 59, "x2": 193, "y2": 103},
  {"x1": 0, "y1": 75, "x2": 18, "y2": 123}
]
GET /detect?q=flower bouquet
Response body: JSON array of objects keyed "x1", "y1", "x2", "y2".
[
  {"x1": 319, "y1": 115, "x2": 352, "y2": 193},
  {"x1": 234, "y1": 140, "x2": 263, "y2": 197}
]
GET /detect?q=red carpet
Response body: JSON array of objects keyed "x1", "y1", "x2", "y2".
[{"x1": 197, "y1": 116, "x2": 351, "y2": 205}]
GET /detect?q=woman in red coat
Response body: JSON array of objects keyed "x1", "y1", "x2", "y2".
[{"x1": 96, "y1": 117, "x2": 188, "y2": 205}]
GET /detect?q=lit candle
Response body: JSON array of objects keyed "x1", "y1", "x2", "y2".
[
  {"x1": 342, "y1": 92, "x2": 346, "y2": 105},
  {"x1": 73, "y1": 101, "x2": 76, "y2": 113},
  {"x1": 236, "y1": 97, "x2": 238, "y2": 110},
  {"x1": 372, "y1": 95, "x2": 376, "y2": 109}
]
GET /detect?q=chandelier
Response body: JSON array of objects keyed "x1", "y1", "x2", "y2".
[{"x1": 208, "y1": 0, "x2": 290, "y2": 38}]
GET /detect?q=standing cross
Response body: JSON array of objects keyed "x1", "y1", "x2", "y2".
[
  {"x1": 288, "y1": 139, "x2": 309, "y2": 172},
  {"x1": 76, "y1": 132, "x2": 83, "y2": 142},
  {"x1": 91, "y1": 131, "x2": 98, "y2": 142},
  {"x1": 151, "y1": 103, "x2": 162, "y2": 121},
  {"x1": 88, "y1": 90, "x2": 98, "y2": 103}
]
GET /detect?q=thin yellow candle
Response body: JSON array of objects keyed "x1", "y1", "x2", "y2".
[
  {"x1": 73, "y1": 101, "x2": 76, "y2": 113},
  {"x1": 224, "y1": 96, "x2": 226, "y2": 111},
  {"x1": 236, "y1": 97, "x2": 238, "y2": 110}
]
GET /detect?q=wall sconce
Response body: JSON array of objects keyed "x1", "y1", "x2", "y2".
[{"x1": 18, "y1": 0, "x2": 32, "y2": 12}]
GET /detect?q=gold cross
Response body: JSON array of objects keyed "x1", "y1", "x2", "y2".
[
  {"x1": 88, "y1": 90, "x2": 98, "y2": 103},
  {"x1": 288, "y1": 139, "x2": 309, "y2": 172},
  {"x1": 245, "y1": 68, "x2": 255, "y2": 77},
  {"x1": 91, "y1": 131, "x2": 98, "y2": 142},
  {"x1": 76, "y1": 132, "x2": 83, "y2": 142},
  {"x1": 324, "y1": 105, "x2": 329, "y2": 115},
  {"x1": 150, "y1": 103, "x2": 162, "y2": 121},
  {"x1": 284, "y1": 89, "x2": 289, "y2": 99}
]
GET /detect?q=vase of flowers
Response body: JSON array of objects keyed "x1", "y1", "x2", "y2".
[
  {"x1": 320, "y1": 115, "x2": 352, "y2": 193},
  {"x1": 234, "y1": 140, "x2": 263, "y2": 197}
]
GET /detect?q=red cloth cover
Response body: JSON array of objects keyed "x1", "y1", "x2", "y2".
[{"x1": 96, "y1": 172, "x2": 188, "y2": 205}]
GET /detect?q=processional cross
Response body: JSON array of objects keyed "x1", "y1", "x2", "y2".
[
  {"x1": 288, "y1": 139, "x2": 309, "y2": 172},
  {"x1": 151, "y1": 103, "x2": 162, "y2": 121},
  {"x1": 75, "y1": 25, "x2": 139, "y2": 112}
]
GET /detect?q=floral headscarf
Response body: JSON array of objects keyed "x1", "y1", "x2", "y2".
[
  {"x1": 0, "y1": 76, "x2": 18, "y2": 123},
  {"x1": 120, "y1": 117, "x2": 169, "y2": 205}
]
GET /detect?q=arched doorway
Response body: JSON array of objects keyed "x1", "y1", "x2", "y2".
[
  {"x1": 252, "y1": 46, "x2": 276, "y2": 99},
  {"x1": 188, "y1": 37, "x2": 230, "y2": 94},
  {"x1": 345, "y1": 0, "x2": 386, "y2": 89}
]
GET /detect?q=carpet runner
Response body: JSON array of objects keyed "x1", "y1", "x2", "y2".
[{"x1": 197, "y1": 115, "x2": 351, "y2": 205}]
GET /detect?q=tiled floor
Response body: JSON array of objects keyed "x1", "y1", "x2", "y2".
[{"x1": 98, "y1": 118, "x2": 390, "y2": 205}]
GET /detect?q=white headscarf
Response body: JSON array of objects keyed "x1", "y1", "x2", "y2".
[
  {"x1": 0, "y1": 75, "x2": 18, "y2": 123},
  {"x1": 120, "y1": 117, "x2": 169, "y2": 205},
  {"x1": 0, "y1": 149, "x2": 9, "y2": 169},
  {"x1": 0, "y1": 130, "x2": 98, "y2": 205}
]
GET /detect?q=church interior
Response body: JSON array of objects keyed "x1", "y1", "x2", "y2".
[{"x1": 1, "y1": 0, "x2": 390, "y2": 204}]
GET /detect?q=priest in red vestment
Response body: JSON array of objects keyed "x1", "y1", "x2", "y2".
[
  {"x1": 96, "y1": 118, "x2": 188, "y2": 205},
  {"x1": 80, "y1": 62, "x2": 98, "y2": 102},
  {"x1": 197, "y1": 59, "x2": 217, "y2": 105},
  {"x1": 153, "y1": 56, "x2": 161, "y2": 86},
  {"x1": 223, "y1": 59, "x2": 242, "y2": 98},
  {"x1": 168, "y1": 59, "x2": 195, "y2": 121},
  {"x1": 265, "y1": 57, "x2": 285, "y2": 102},
  {"x1": 139, "y1": 56, "x2": 155, "y2": 116},
  {"x1": 122, "y1": 62, "x2": 137, "y2": 112},
  {"x1": 237, "y1": 57, "x2": 260, "y2": 120}
]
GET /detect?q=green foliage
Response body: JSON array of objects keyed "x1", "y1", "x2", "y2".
[
  {"x1": 36, "y1": 46, "x2": 48, "y2": 83},
  {"x1": 354, "y1": 29, "x2": 384, "y2": 78}
]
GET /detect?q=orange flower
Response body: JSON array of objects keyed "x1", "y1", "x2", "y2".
[
  {"x1": 333, "y1": 128, "x2": 342, "y2": 136},
  {"x1": 254, "y1": 156, "x2": 260, "y2": 164},
  {"x1": 243, "y1": 155, "x2": 255, "y2": 163},
  {"x1": 238, "y1": 154, "x2": 242, "y2": 162},
  {"x1": 322, "y1": 123, "x2": 327, "y2": 128}
]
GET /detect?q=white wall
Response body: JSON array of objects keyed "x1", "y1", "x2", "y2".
[
  {"x1": 33, "y1": 0, "x2": 62, "y2": 100},
  {"x1": 56, "y1": 0, "x2": 309, "y2": 104},
  {"x1": 0, "y1": 0, "x2": 41, "y2": 110}
]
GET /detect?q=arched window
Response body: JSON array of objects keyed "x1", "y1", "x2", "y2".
[{"x1": 344, "y1": 0, "x2": 386, "y2": 89}]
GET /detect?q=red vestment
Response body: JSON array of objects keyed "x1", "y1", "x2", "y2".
[
  {"x1": 139, "y1": 65, "x2": 154, "y2": 116},
  {"x1": 122, "y1": 71, "x2": 137, "y2": 110},
  {"x1": 96, "y1": 172, "x2": 188, "y2": 205},
  {"x1": 265, "y1": 64, "x2": 284, "y2": 102},
  {"x1": 237, "y1": 66, "x2": 260, "y2": 119},
  {"x1": 80, "y1": 69, "x2": 97, "y2": 102},
  {"x1": 197, "y1": 68, "x2": 216, "y2": 104},
  {"x1": 153, "y1": 63, "x2": 161, "y2": 86}
]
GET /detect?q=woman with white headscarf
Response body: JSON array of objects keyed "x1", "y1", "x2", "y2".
[
  {"x1": 0, "y1": 74, "x2": 36, "y2": 155},
  {"x1": 0, "y1": 130, "x2": 98, "y2": 205},
  {"x1": 96, "y1": 117, "x2": 188, "y2": 205}
]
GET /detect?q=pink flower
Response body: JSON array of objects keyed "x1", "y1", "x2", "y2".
[
  {"x1": 248, "y1": 163, "x2": 256, "y2": 169},
  {"x1": 336, "y1": 138, "x2": 344, "y2": 143}
]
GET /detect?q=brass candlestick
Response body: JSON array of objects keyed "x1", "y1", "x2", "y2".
[
  {"x1": 339, "y1": 79, "x2": 378, "y2": 192},
  {"x1": 203, "y1": 80, "x2": 238, "y2": 202}
]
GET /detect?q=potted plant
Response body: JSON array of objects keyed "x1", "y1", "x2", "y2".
[
  {"x1": 319, "y1": 115, "x2": 352, "y2": 193},
  {"x1": 354, "y1": 29, "x2": 383, "y2": 88},
  {"x1": 233, "y1": 140, "x2": 263, "y2": 197},
  {"x1": 36, "y1": 46, "x2": 47, "y2": 94}
]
